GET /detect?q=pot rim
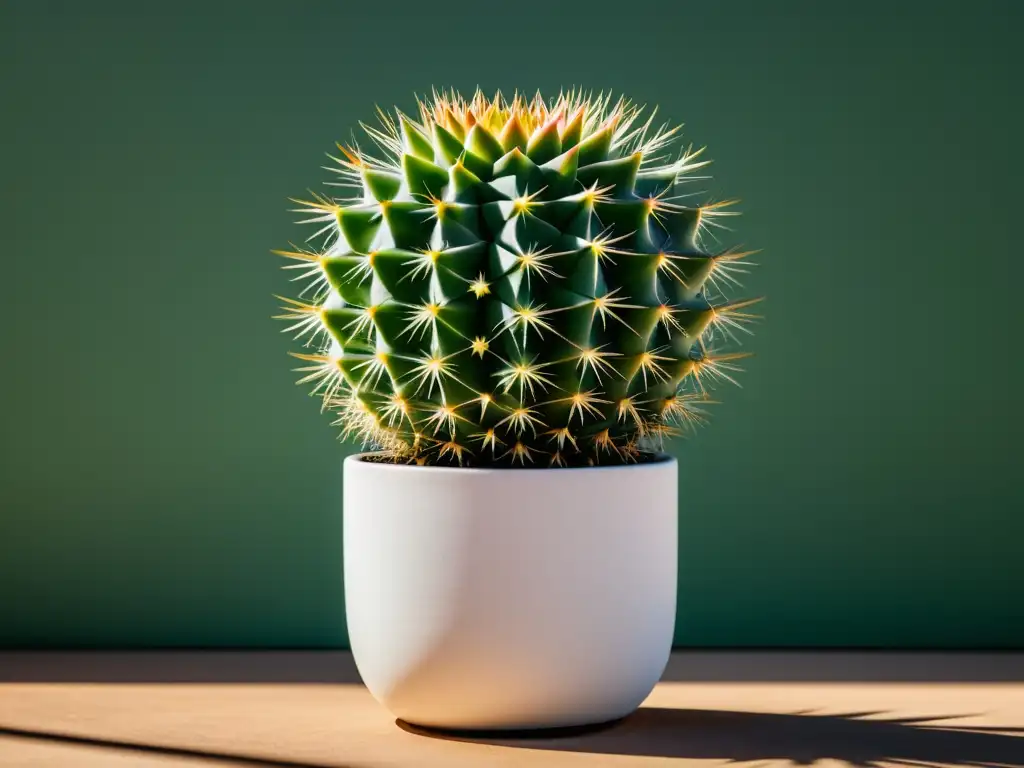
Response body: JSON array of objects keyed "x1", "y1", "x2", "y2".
[{"x1": 344, "y1": 451, "x2": 676, "y2": 474}]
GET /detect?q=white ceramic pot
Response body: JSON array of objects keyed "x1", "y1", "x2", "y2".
[{"x1": 343, "y1": 453, "x2": 678, "y2": 731}]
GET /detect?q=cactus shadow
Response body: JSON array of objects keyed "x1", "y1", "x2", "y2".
[{"x1": 398, "y1": 707, "x2": 1024, "y2": 765}]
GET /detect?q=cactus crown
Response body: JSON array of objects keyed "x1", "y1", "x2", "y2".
[{"x1": 276, "y1": 88, "x2": 759, "y2": 467}]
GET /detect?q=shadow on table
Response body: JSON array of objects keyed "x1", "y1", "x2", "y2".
[
  {"x1": 399, "y1": 708, "x2": 1024, "y2": 766},
  {"x1": 0, "y1": 725, "x2": 346, "y2": 768}
]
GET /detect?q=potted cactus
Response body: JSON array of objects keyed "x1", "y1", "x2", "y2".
[{"x1": 275, "y1": 89, "x2": 758, "y2": 731}]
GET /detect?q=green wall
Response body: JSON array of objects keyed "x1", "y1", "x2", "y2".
[{"x1": 1, "y1": 0, "x2": 1021, "y2": 648}]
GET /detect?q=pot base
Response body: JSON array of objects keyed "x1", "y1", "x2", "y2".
[{"x1": 396, "y1": 713, "x2": 629, "y2": 739}]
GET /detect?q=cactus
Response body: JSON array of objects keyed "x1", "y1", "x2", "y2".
[{"x1": 275, "y1": 89, "x2": 759, "y2": 467}]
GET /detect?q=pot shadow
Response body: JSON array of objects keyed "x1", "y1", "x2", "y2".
[
  {"x1": 0, "y1": 725, "x2": 343, "y2": 768},
  {"x1": 398, "y1": 707, "x2": 1024, "y2": 766}
]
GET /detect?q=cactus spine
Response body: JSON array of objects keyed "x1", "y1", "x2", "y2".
[{"x1": 276, "y1": 89, "x2": 759, "y2": 467}]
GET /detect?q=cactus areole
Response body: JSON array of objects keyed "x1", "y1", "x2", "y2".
[{"x1": 276, "y1": 89, "x2": 759, "y2": 467}]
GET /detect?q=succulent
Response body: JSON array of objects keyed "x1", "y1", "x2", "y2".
[{"x1": 275, "y1": 89, "x2": 759, "y2": 467}]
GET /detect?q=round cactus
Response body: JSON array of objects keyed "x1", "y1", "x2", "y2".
[{"x1": 275, "y1": 89, "x2": 759, "y2": 467}]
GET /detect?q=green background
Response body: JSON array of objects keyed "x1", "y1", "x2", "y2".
[{"x1": 1, "y1": 0, "x2": 1021, "y2": 648}]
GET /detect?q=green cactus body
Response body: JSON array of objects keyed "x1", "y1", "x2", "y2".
[{"x1": 276, "y1": 89, "x2": 758, "y2": 467}]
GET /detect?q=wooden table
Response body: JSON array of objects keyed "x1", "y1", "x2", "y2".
[{"x1": 1, "y1": 651, "x2": 1022, "y2": 767}]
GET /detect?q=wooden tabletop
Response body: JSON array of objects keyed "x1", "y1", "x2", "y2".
[{"x1": 1, "y1": 651, "x2": 1022, "y2": 767}]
